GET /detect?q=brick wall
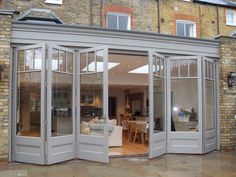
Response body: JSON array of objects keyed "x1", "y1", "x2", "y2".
[
  {"x1": 0, "y1": 14, "x2": 12, "y2": 159},
  {"x1": 219, "y1": 36, "x2": 236, "y2": 150}
]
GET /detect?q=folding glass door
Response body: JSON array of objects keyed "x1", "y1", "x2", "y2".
[
  {"x1": 167, "y1": 56, "x2": 203, "y2": 153},
  {"x1": 203, "y1": 58, "x2": 217, "y2": 153},
  {"x1": 13, "y1": 44, "x2": 76, "y2": 165},
  {"x1": 77, "y1": 47, "x2": 109, "y2": 163},
  {"x1": 13, "y1": 44, "x2": 46, "y2": 164},
  {"x1": 149, "y1": 50, "x2": 167, "y2": 158}
]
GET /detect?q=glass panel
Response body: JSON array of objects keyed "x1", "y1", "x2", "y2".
[
  {"x1": 80, "y1": 53, "x2": 87, "y2": 73},
  {"x1": 18, "y1": 50, "x2": 25, "y2": 71},
  {"x1": 25, "y1": 49, "x2": 34, "y2": 70},
  {"x1": 88, "y1": 52, "x2": 95, "y2": 72},
  {"x1": 226, "y1": 11, "x2": 234, "y2": 24},
  {"x1": 67, "y1": 52, "x2": 73, "y2": 73},
  {"x1": 205, "y1": 61, "x2": 208, "y2": 78},
  {"x1": 52, "y1": 49, "x2": 59, "y2": 71},
  {"x1": 59, "y1": 50, "x2": 66, "y2": 72},
  {"x1": 189, "y1": 59, "x2": 197, "y2": 77},
  {"x1": 96, "y1": 50, "x2": 104, "y2": 72},
  {"x1": 205, "y1": 79, "x2": 214, "y2": 131},
  {"x1": 180, "y1": 60, "x2": 188, "y2": 77},
  {"x1": 119, "y1": 15, "x2": 129, "y2": 30},
  {"x1": 17, "y1": 72, "x2": 41, "y2": 137},
  {"x1": 186, "y1": 23, "x2": 194, "y2": 37},
  {"x1": 207, "y1": 61, "x2": 211, "y2": 78},
  {"x1": 156, "y1": 58, "x2": 160, "y2": 76},
  {"x1": 171, "y1": 60, "x2": 179, "y2": 77},
  {"x1": 153, "y1": 55, "x2": 157, "y2": 75},
  {"x1": 153, "y1": 76, "x2": 165, "y2": 133},
  {"x1": 51, "y1": 72, "x2": 73, "y2": 136},
  {"x1": 108, "y1": 14, "x2": 118, "y2": 29},
  {"x1": 160, "y1": 59, "x2": 164, "y2": 77},
  {"x1": 171, "y1": 79, "x2": 198, "y2": 132},
  {"x1": 80, "y1": 73, "x2": 104, "y2": 136},
  {"x1": 34, "y1": 48, "x2": 42, "y2": 70},
  {"x1": 176, "y1": 22, "x2": 185, "y2": 37}
]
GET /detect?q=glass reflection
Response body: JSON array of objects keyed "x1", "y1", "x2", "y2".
[
  {"x1": 80, "y1": 73, "x2": 104, "y2": 136},
  {"x1": 51, "y1": 72, "x2": 73, "y2": 136}
]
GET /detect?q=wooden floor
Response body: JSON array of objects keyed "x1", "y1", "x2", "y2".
[{"x1": 109, "y1": 131, "x2": 148, "y2": 157}]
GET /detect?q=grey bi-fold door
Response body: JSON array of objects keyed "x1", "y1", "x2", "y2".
[
  {"x1": 13, "y1": 44, "x2": 76, "y2": 165},
  {"x1": 13, "y1": 44, "x2": 46, "y2": 164},
  {"x1": 77, "y1": 47, "x2": 109, "y2": 163},
  {"x1": 148, "y1": 50, "x2": 167, "y2": 158}
]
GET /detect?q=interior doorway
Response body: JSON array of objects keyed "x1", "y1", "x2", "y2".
[{"x1": 107, "y1": 51, "x2": 149, "y2": 157}]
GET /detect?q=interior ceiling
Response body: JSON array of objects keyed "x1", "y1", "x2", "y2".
[{"x1": 109, "y1": 54, "x2": 148, "y2": 75}]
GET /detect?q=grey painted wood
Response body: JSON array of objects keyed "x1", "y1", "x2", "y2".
[
  {"x1": 13, "y1": 44, "x2": 46, "y2": 165},
  {"x1": 149, "y1": 51, "x2": 167, "y2": 158},
  {"x1": 11, "y1": 22, "x2": 219, "y2": 58},
  {"x1": 46, "y1": 45, "x2": 76, "y2": 165}
]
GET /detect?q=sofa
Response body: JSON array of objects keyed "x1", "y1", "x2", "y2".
[{"x1": 81, "y1": 117, "x2": 123, "y2": 147}]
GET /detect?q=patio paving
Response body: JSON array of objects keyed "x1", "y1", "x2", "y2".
[{"x1": 0, "y1": 151, "x2": 236, "y2": 177}]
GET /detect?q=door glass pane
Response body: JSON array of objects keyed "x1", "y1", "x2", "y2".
[
  {"x1": 34, "y1": 48, "x2": 42, "y2": 70},
  {"x1": 59, "y1": 50, "x2": 66, "y2": 72},
  {"x1": 160, "y1": 59, "x2": 164, "y2": 77},
  {"x1": 80, "y1": 53, "x2": 87, "y2": 73},
  {"x1": 153, "y1": 76, "x2": 165, "y2": 133},
  {"x1": 51, "y1": 72, "x2": 73, "y2": 136},
  {"x1": 171, "y1": 79, "x2": 198, "y2": 132},
  {"x1": 96, "y1": 50, "x2": 104, "y2": 72},
  {"x1": 88, "y1": 52, "x2": 95, "y2": 72},
  {"x1": 18, "y1": 50, "x2": 25, "y2": 71},
  {"x1": 25, "y1": 49, "x2": 34, "y2": 70},
  {"x1": 119, "y1": 15, "x2": 128, "y2": 30},
  {"x1": 189, "y1": 59, "x2": 197, "y2": 77},
  {"x1": 205, "y1": 79, "x2": 214, "y2": 130},
  {"x1": 108, "y1": 14, "x2": 118, "y2": 29},
  {"x1": 180, "y1": 60, "x2": 188, "y2": 77},
  {"x1": 80, "y1": 73, "x2": 104, "y2": 136},
  {"x1": 171, "y1": 60, "x2": 179, "y2": 77},
  {"x1": 67, "y1": 52, "x2": 73, "y2": 73},
  {"x1": 17, "y1": 72, "x2": 41, "y2": 137},
  {"x1": 156, "y1": 58, "x2": 160, "y2": 76},
  {"x1": 52, "y1": 49, "x2": 59, "y2": 71},
  {"x1": 153, "y1": 55, "x2": 157, "y2": 75}
]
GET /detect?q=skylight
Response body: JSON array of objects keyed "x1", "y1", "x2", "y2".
[{"x1": 82, "y1": 62, "x2": 119, "y2": 72}]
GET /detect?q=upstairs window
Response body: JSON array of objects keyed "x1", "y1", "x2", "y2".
[
  {"x1": 176, "y1": 20, "x2": 196, "y2": 37},
  {"x1": 226, "y1": 10, "x2": 236, "y2": 26},
  {"x1": 45, "y1": 0, "x2": 62, "y2": 5},
  {"x1": 107, "y1": 13, "x2": 131, "y2": 30}
]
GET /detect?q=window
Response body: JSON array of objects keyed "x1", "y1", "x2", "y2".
[
  {"x1": 45, "y1": 0, "x2": 62, "y2": 5},
  {"x1": 176, "y1": 20, "x2": 196, "y2": 37},
  {"x1": 107, "y1": 13, "x2": 131, "y2": 30},
  {"x1": 226, "y1": 10, "x2": 236, "y2": 26}
]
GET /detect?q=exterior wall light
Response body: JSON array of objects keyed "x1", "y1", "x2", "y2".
[
  {"x1": 0, "y1": 64, "x2": 3, "y2": 80},
  {"x1": 228, "y1": 72, "x2": 236, "y2": 87}
]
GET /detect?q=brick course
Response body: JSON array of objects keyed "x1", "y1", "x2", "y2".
[
  {"x1": 0, "y1": 14, "x2": 11, "y2": 159},
  {"x1": 219, "y1": 36, "x2": 236, "y2": 150}
]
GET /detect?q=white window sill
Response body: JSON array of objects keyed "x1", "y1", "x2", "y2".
[
  {"x1": 226, "y1": 23, "x2": 236, "y2": 27},
  {"x1": 45, "y1": 1, "x2": 62, "y2": 5}
]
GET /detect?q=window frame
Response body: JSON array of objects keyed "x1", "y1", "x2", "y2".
[
  {"x1": 45, "y1": 0, "x2": 62, "y2": 5},
  {"x1": 176, "y1": 20, "x2": 196, "y2": 37},
  {"x1": 107, "y1": 12, "x2": 131, "y2": 30},
  {"x1": 226, "y1": 10, "x2": 236, "y2": 26}
]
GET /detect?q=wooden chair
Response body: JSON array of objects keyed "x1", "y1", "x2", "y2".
[{"x1": 124, "y1": 113, "x2": 132, "y2": 121}]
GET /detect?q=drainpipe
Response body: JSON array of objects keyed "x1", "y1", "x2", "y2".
[
  {"x1": 216, "y1": 4, "x2": 220, "y2": 35},
  {"x1": 100, "y1": 0, "x2": 103, "y2": 27},
  {"x1": 157, "y1": 0, "x2": 161, "y2": 33},
  {"x1": 90, "y1": 0, "x2": 93, "y2": 26}
]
